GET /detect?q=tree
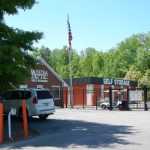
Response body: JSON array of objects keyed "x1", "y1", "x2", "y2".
[
  {"x1": 102, "y1": 50, "x2": 114, "y2": 77},
  {"x1": 34, "y1": 32, "x2": 150, "y2": 88},
  {"x1": 102, "y1": 33, "x2": 150, "y2": 79},
  {"x1": 71, "y1": 51, "x2": 81, "y2": 77},
  {"x1": 0, "y1": 0, "x2": 42, "y2": 91},
  {"x1": 139, "y1": 69, "x2": 150, "y2": 87},
  {"x1": 107, "y1": 35, "x2": 140, "y2": 78},
  {"x1": 125, "y1": 66, "x2": 142, "y2": 80},
  {"x1": 135, "y1": 47, "x2": 150, "y2": 72},
  {"x1": 79, "y1": 47, "x2": 104, "y2": 77}
]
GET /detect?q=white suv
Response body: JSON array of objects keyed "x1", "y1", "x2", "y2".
[{"x1": 3, "y1": 88, "x2": 55, "y2": 119}]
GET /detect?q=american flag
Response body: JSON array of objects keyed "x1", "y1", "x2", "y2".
[{"x1": 67, "y1": 15, "x2": 72, "y2": 49}]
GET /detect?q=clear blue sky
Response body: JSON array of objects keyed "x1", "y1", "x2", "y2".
[{"x1": 5, "y1": 0, "x2": 150, "y2": 51}]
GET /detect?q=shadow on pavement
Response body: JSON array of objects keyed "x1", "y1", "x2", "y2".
[
  {"x1": 3, "y1": 117, "x2": 38, "y2": 143},
  {"x1": 1, "y1": 117, "x2": 136, "y2": 149}
]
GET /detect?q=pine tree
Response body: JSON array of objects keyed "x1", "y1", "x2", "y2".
[{"x1": 0, "y1": 0, "x2": 42, "y2": 91}]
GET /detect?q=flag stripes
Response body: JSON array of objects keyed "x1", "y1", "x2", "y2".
[{"x1": 67, "y1": 15, "x2": 72, "y2": 49}]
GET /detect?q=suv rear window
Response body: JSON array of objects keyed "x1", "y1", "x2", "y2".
[
  {"x1": 4, "y1": 90, "x2": 31, "y2": 100},
  {"x1": 37, "y1": 91, "x2": 53, "y2": 99},
  {"x1": 20, "y1": 91, "x2": 32, "y2": 99}
]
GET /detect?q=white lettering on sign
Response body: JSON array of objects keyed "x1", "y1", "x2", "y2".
[
  {"x1": 103, "y1": 79, "x2": 130, "y2": 86},
  {"x1": 114, "y1": 79, "x2": 130, "y2": 86},
  {"x1": 103, "y1": 78, "x2": 113, "y2": 85},
  {"x1": 31, "y1": 69, "x2": 48, "y2": 83}
]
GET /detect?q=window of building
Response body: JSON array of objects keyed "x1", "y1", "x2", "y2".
[{"x1": 51, "y1": 86, "x2": 60, "y2": 100}]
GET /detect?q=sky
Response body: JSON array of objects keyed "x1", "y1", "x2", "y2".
[{"x1": 5, "y1": 0, "x2": 150, "y2": 52}]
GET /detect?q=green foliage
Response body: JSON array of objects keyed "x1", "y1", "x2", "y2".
[
  {"x1": 139, "y1": 69, "x2": 150, "y2": 87},
  {"x1": 80, "y1": 48, "x2": 104, "y2": 77},
  {"x1": 0, "y1": 0, "x2": 36, "y2": 20},
  {"x1": 125, "y1": 65, "x2": 142, "y2": 81},
  {"x1": 0, "y1": 0, "x2": 42, "y2": 92},
  {"x1": 135, "y1": 47, "x2": 150, "y2": 72},
  {"x1": 35, "y1": 32, "x2": 150, "y2": 87}
]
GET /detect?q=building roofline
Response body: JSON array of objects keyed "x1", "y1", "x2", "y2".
[
  {"x1": 38, "y1": 57, "x2": 69, "y2": 87},
  {"x1": 65, "y1": 77, "x2": 137, "y2": 86}
]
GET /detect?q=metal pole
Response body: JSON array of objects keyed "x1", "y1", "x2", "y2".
[
  {"x1": 96, "y1": 95, "x2": 98, "y2": 110},
  {"x1": 144, "y1": 86, "x2": 148, "y2": 111},
  {"x1": 66, "y1": 88, "x2": 68, "y2": 108},
  {"x1": 68, "y1": 47, "x2": 73, "y2": 108},
  {"x1": 109, "y1": 86, "x2": 113, "y2": 110},
  {"x1": 8, "y1": 111, "x2": 13, "y2": 141},
  {"x1": 126, "y1": 87, "x2": 129, "y2": 110},
  {"x1": 0, "y1": 98, "x2": 4, "y2": 144},
  {"x1": 67, "y1": 14, "x2": 73, "y2": 108}
]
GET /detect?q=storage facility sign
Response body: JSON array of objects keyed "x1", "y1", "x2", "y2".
[
  {"x1": 103, "y1": 78, "x2": 130, "y2": 86},
  {"x1": 114, "y1": 79, "x2": 130, "y2": 86},
  {"x1": 31, "y1": 69, "x2": 48, "y2": 83},
  {"x1": 103, "y1": 79, "x2": 113, "y2": 85}
]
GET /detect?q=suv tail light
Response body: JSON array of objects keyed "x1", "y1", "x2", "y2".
[{"x1": 32, "y1": 96, "x2": 38, "y2": 104}]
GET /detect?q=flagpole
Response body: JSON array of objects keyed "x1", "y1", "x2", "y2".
[
  {"x1": 68, "y1": 46, "x2": 73, "y2": 108},
  {"x1": 67, "y1": 15, "x2": 73, "y2": 108}
]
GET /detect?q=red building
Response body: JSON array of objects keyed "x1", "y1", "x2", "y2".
[
  {"x1": 64, "y1": 77, "x2": 137, "y2": 107},
  {"x1": 20, "y1": 57, "x2": 69, "y2": 107},
  {"x1": 19, "y1": 58, "x2": 137, "y2": 108}
]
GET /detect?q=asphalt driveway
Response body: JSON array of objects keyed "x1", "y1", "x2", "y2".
[{"x1": 0, "y1": 109, "x2": 150, "y2": 150}]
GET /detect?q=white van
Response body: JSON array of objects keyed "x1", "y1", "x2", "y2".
[{"x1": 3, "y1": 88, "x2": 55, "y2": 119}]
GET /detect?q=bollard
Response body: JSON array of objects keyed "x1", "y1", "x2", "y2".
[
  {"x1": 8, "y1": 110, "x2": 13, "y2": 141},
  {"x1": 0, "y1": 98, "x2": 4, "y2": 144},
  {"x1": 22, "y1": 99, "x2": 29, "y2": 138}
]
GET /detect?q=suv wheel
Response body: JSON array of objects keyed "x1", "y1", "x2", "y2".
[{"x1": 39, "y1": 114, "x2": 49, "y2": 120}]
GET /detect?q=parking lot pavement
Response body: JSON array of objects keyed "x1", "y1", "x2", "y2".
[{"x1": 0, "y1": 108, "x2": 150, "y2": 150}]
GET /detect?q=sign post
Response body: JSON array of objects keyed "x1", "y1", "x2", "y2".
[
  {"x1": 144, "y1": 86, "x2": 148, "y2": 111},
  {"x1": 109, "y1": 86, "x2": 113, "y2": 110}
]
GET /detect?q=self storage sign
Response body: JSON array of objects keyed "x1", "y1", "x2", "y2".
[{"x1": 103, "y1": 78, "x2": 130, "y2": 86}]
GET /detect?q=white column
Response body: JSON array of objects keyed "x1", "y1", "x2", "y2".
[
  {"x1": 101, "y1": 85, "x2": 104, "y2": 100},
  {"x1": 86, "y1": 84, "x2": 93, "y2": 106}
]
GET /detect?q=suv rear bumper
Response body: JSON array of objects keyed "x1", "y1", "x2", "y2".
[{"x1": 33, "y1": 108, "x2": 55, "y2": 116}]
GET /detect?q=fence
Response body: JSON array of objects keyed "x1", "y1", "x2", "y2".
[{"x1": 63, "y1": 86, "x2": 150, "y2": 111}]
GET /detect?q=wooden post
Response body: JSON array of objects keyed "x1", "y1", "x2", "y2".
[
  {"x1": 0, "y1": 98, "x2": 4, "y2": 144},
  {"x1": 22, "y1": 99, "x2": 29, "y2": 138}
]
